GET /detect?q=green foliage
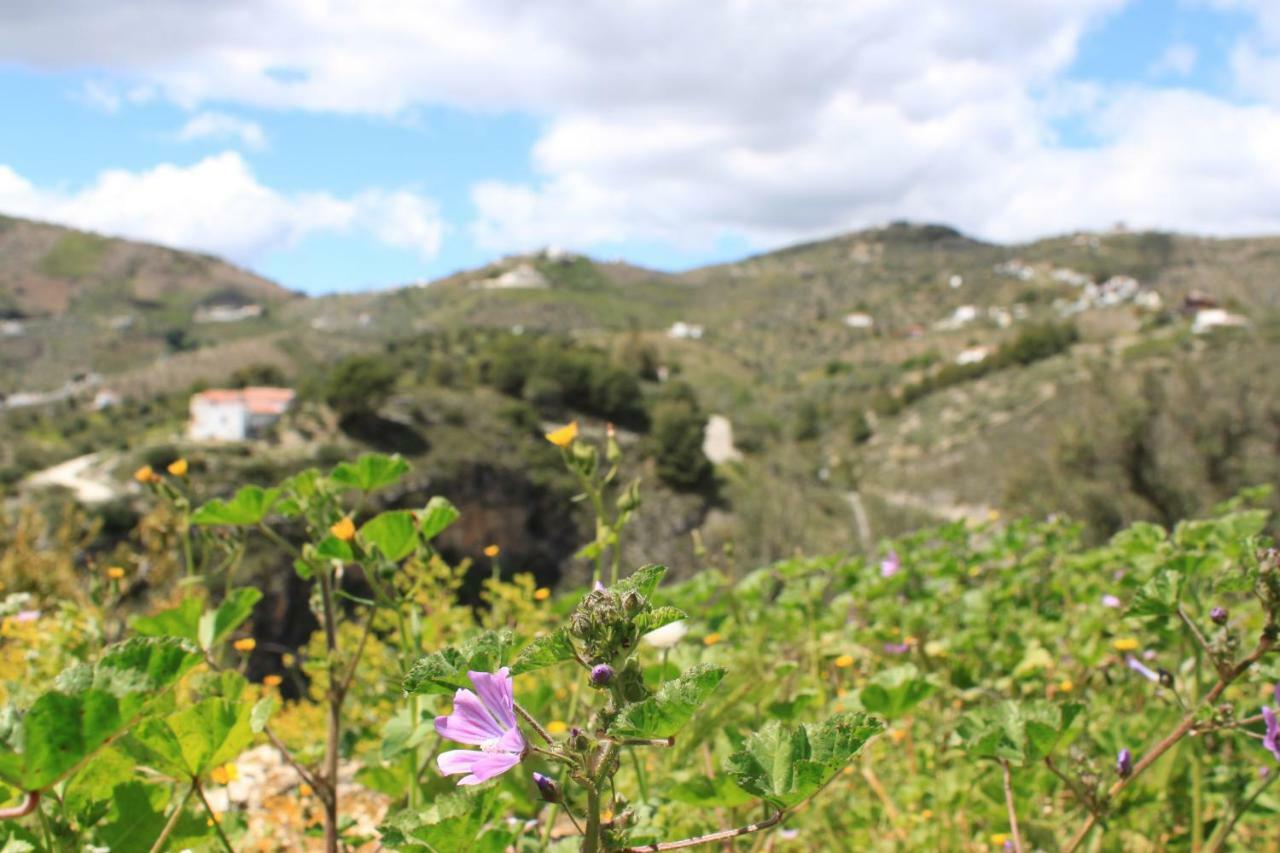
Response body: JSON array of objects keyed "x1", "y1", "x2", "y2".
[
  {"x1": 607, "y1": 663, "x2": 726, "y2": 739},
  {"x1": 727, "y1": 713, "x2": 883, "y2": 808},
  {"x1": 322, "y1": 354, "x2": 399, "y2": 414},
  {"x1": 649, "y1": 398, "x2": 712, "y2": 490}
]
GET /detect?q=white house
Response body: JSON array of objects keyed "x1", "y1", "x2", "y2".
[
  {"x1": 668, "y1": 321, "x2": 704, "y2": 340},
  {"x1": 189, "y1": 387, "x2": 295, "y2": 442},
  {"x1": 194, "y1": 304, "x2": 264, "y2": 324},
  {"x1": 955, "y1": 346, "x2": 995, "y2": 366},
  {"x1": 1192, "y1": 309, "x2": 1248, "y2": 335},
  {"x1": 842, "y1": 312, "x2": 875, "y2": 330}
]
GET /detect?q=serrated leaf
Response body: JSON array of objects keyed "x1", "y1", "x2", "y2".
[
  {"x1": 858, "y1": 665, "x2": 935, "y2": 719},
  {"x1": 956, "y1": 701, "x2": 1081, "y2": 766},
  {"x1": 132, "y1": 596, "x2": 204, "y2": 644},
  {"x1": 419, "y1": 496, "x2": 460, "y2": 541},
  {"x1": 209, "y1": 588, "x2": 262, "y2": 650},
  {"x1": 608, "y1": 663, "x2": 724, "y2": 739},
  {"x1": 616, "y1": 564, "x2": 666, "y2": 599},
  {"x1": 360, "y1": 511, "x2": 419, "y2": 562},
  {"x1": 0, "y1": 638, "x2": 201, "y2": 791},
  {"x1": 1129, "y1": 571, "x2": 1182, "y2": 618},
  {"x1": 727, "y1": 712, "x2": 882, "y2": 808},
  {"x1": 403, "y1": 632, "x2": 512, "y2": 696},
  {"x1": 330, "y1": 453, "x2": 410, "y2": 492},
  {"x1": 192, "y1": 485, "x2": 280, "y2": 526},
  {"x1": 315, "y1": 535, "x2": 354, "y2": 562},
  {"x1": 632, "y1": 606, "x2": 687, "y2": 634},
  {"x1": 510, "y1": 628, "x2": 578, "y2": 676},
  {"x1": 667, "y1": 774, "x2": 755, "y2": 808},
  {"x1": 378, "y1": 787, "x2": 495, "y2": 851},
  {"x1": 122, "y1": 694, "x2": 254, "y2": 779}
]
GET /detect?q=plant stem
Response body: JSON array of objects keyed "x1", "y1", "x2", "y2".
[
  {"x1": 630, "y1": 748, "x2": 650, "y2": 803},
  {"x1": 1064, "y1": 633, "x2": 1274, "y2": 852},
  {"x1": 516, "y1": 701, "x2": 556, "y2": 745},
  {"x1": 318, "y1": 565, "x2": 342, "y2": 853},
  {"x1": 193, "y1": 779, "x2": 235, "y2": 853},
  {"x1": 1001, "y1": 760, "x2": 1024, "y2": 853},
  {"x1": 149, "y1": 784, "x2": 195, "y2": 853},
  {"x1": 620, "y1": 809, "x2": 783, "y2": 851},
  {"x1": 583, "y1": 783, "x2": 602, "y2": 853},
  {"x1": 1207, "y1": 767, "x2": 1279, "y2": 851},
  {"x1": 0, "y1": 791, "x2": 38, "y2": 820}
]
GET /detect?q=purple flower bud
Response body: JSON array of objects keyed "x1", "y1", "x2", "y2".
[
  {"x1": 1101, "y1": 594, "x2": 1122, "y2": 609},
  {"x1": 1117, "y1": 748, "x2": 1133, "y2": 778},
  {"x1": 1142, "y1": 649, "x2": 1158, "y2": 661},
  {"x1": 532, "y1": 772, "x2": 560, "y2": 803},
  {"x1": 1210, "y1": 607, "x2": 1228, "y2": 625},
  {"x1": 883, "y1": 642, "x2": 910, "y2": 655},
  {"x1": 1262, "y1": 766, "x2": 1272, "y2": 779},
  {"x1": 1126, "y1": 655, "x2": 1160, "y2": 683},
  {"x1": 590, "y1": 663, "x2": 615, "y2": 686},
  {"x1": 880, "y1": 550, "x2": 901, "y2": 578}
]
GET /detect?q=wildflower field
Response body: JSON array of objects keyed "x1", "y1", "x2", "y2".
[{"x1": 1, "y1": 427, "x2": 1278, "y2": 852}]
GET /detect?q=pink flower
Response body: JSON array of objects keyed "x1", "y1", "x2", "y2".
[
  {"x1": 435, "y1": 667, "x2": 527, "y2": 785},
  {"x1": 880, "y1": 551, "x2": 901, "y2": 578},
  {"x1": 1101, "y1": 595, "x2": 1122, "y2": 609}
]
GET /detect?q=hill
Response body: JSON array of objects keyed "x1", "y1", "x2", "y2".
[{"x1": 4, "y1": 216, "x2": 1280, "y2": 585}]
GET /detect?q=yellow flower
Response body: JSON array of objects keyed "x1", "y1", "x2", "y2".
[
  {"x1": 1113, "y1": 637, "x2": 1140, "y2": 652},
  {"x1": 546, "y1": 720, "x2": 569, "y2": 735},
  {"x1": 921, "y1": 809, "x2": 934, "y2": 820},
  {"x1": 282, "y1": 653, "x2": 296, "y2": 667},
  {"x1": 904, "y1": 635, "x2": 918, "y2": 646},
  {"x1": 987, "y1": 509, "x2": 1001, "y2": 522},
  {"x1": 1057, "y1": 679, "x2": 1074, "y2": 693},
  {"x1": 703, "y1": 632, "x2": 723, "y2": 646},
  {"x1": 534, "y1": 587, "x2": 551, "y2": 601},
  {"x1": 889, "y1": 729, "x2": 908, "y2": 744},
  {"x1": 234, "y1": 637, "x2": 256, "y2": 653},
  {"x1": 991, "y1": 834, "x2": 1010, "y2": 847},
  {"x1": 106, "y1": 566, "x2": 126, "y2": 580},
  {"x1": 833, "y1": 654, "x2": 855, "y2": 669},
  {"x1": 133, "y1": 464, "x2": 158, "y2": 483},
  {"x1": 299, "y1": 783, "x2": 313, "y2": 797},
  {"x1": 167, "y1": 458, "x2": 188, "y2": 477},
  {"x1": 263, "y1": 674, "x2": 283, "y2": 687},
  {"x1": 210, "y1": 763, "x2": 239, "y2": 785},
  {"x1": 545, "y1": 420, "x2": 579, "y2": 448},
  {"x1": 330, "y1": 516, "x2": 356, "y2": 542},
  {"x1": 484, "y1": 544, "x2": 501, "y2": 558}
]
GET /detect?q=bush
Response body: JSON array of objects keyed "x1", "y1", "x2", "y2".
[
  {"x1": 322, "y1": 355, "x2": 398, "y2": 415},
  {"x1": 650, "y1": 399, "x2": 712, "y2": 490}
]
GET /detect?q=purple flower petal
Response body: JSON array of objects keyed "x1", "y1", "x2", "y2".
[
  {"x1": 1273, "y1": 682, "x2": 1280, "y2": 708},
  {"x1": 1126, "y1": 655, "x2": 1160, "y2": 683},
  {"x1": 1263, "y1": 706, "x2": 1280, "y2": 763},
  {"x1": 883, "y1": 642, "x2": 910, "y2": 655},
  {"x1": 880, "y1": 551, "x2": 901, "y2": 578},
  {"x1": 438, "y1": 749, "x2": 522, "y2": 785},
  {"x1": 469, "y1": 667, "x2": 517, "y2": 729},
  {"x1": 435, "y1": 689, "x2": 506, "y2": 745},
  {"x1": 1101, "y1": 595, "x2": 1122, "y2": 609}
]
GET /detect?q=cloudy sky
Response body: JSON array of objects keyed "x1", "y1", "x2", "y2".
[{"x1": 3, "y1": 0, "x2": 1280, "y2": 292}]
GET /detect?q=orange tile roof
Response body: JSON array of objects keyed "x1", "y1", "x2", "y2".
[{"x1": 192, "y1": 387, "x2": 295, "y2": 415}]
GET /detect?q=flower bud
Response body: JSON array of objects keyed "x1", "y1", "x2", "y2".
[
  {"x1": 1117, "y1": 748, "x2": 1133, "y2": 778},
  {"x1": 590, "y1": 663, "x2": 615, "y2": 687},
  {"x1": 621, "y1": 590, "x2": 645, "y2": 615},
  {"x1": 532, "y1": 772, "x2": 560, "y2": 803},
  {"x1": 1210, "y1": 606, "x2": 1228, "y2": 625}
]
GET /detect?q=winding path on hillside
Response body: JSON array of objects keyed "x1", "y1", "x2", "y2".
[{"x1": 26, "y1": 452, "x2": 119, "y2": 503}]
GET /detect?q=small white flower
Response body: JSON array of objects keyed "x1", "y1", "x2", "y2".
[{"x1": 643, "y1": 620, "x2": 688, "y2": 649}]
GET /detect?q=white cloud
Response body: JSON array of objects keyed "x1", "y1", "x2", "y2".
[
  {"x1": 1149, "y1": 42, "x2": 1197, "y2": 77},
  {"x1": 0, "y1": 152, "x2": 442, "y2": 263},
  {"x1": 5, "y1": 1, "x2": 1280, "y2": 259},
  {"x1": 176, "y1": 111, "x2": 267, "y2": 150}
]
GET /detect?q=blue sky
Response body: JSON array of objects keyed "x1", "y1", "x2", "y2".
[{"x1": 3, "y1": 1, "x2": 1280, "y2": 293}]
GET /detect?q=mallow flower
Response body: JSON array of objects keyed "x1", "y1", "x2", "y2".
[
  {"x1": 1262, "y1": 683, "x2": 1280, "y2": 763},
  {"x1": 880, "y1": 550, "x2": 901, "y2": 578},
  {"x1": 643, "y1": 620, "x2": 688, "y2": 649},
  {"x1": 1101, "y1": 594, "x2": 1122, "y2": 609},
  {"x1": 1126, "y1": 655, "x2": 1160, "y2": 684},
  {"x1": 1117, "y1": 748, "x2": 1133, "y2": 778},
  {"x1": 435, "y1": 667, "x2": 527, "y2": 785}
]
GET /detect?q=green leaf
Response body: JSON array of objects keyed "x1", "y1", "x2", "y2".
[
  {"x1": 404, "y1": 632, "x2": 512, "y2": 696},
  {"x1": 360, "y1": 511, "x2": 419, "y2": 562},
  {"x1": 510, "y1": 628, "x2": 578, "y2": 676},
  {"x1": 1129, "y1": 571, "x2": 1183, "y2": 618},
  {"x1": 0, "y1": 637, "x2": 202, "y2": 791},
  {"x1": 608, "y1": 663, "x2": 725, "y2": 739},
  {"x1": 632, "y1": 606, "x2": 687, "y2": 635},
  {"x1": 250, "y1": 697, "x2": 276, "y2": 734},
  {"x1": 727, "y1": 712, "x2": 883, "y2": 808},
  {"x1": 378, "y1": 788, "x2": 496, "y2": 852},
  {"x1": 858, "y1": 665, "x2": 934, "y2": 719},
  {"x1": 329, "y1": 453, "x2": 410, "y2": 492},
  {"x1": 616, "y1": 564, "x2": 667, "y2": 599},
  {"x1": 315, "y1": 535, "x2": 354, "y2": 563},
  {"x1": 956, "y1": 701, "x2": 1082, "y2": 766},
  {"x1": 132, "y1": 596, "x2": 204, "y2": 644},
  {"x1": 207, "y1": 588, "x2": 262, "y2": 650},
  {"x1": 419, "y1": 496, "x2": 460, "y2": 541},
  {"x1": 122, "y1": 694, "x2": 255, "y2": 779},
  {"x1": 192, "y1": 485, "x2": 280, "y2": 526}
]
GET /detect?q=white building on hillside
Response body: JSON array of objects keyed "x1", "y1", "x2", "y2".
[
  {"x1": 189, "y1": 387, "x2": 295, "y2": 442},
  {"x1": 668, "y1": 321, "x2": 704, "y2": 340}
]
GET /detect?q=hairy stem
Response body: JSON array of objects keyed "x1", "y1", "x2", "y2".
[
  {"x1": 318, "y1": 566, "x2": 342, "y2": 853},
  {"x1": 194, "y1": 779, "x2": 235, "y2": 853},
  {"x1": 1001, "y1": 760, "x2": 1024, "y2": 853},
  {"x1": 621, "y1": 810, "x2": 783, "y2": 851},
  {"x1": 149, "y1": 784, "x2": 195, "y2": 853}
]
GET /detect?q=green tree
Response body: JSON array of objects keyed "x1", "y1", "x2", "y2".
[
  {"x1": 650, "y1": 399, "x2": 712, "y2": 490},
  {"x1": 323, "y1": 355, "x2": 398, "y2": 415}
]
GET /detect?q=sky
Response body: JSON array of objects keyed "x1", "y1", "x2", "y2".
[{"x1": 3, "y1": 0, "x2": 1280, "y2": 294}]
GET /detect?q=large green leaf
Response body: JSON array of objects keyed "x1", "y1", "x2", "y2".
[
  {"x1": 330, "y1": 453, "x2": 410, "y2": 492},
  {"x1": 378, "y1": 788, "x2": 499, "y2": 852},
  {"x1": 667, "y1": 774, "x2": 755, "y2": 808},
  {"x1": 727, "y1": 713, "x2": 883, "y2": 809},
  {"x1": 1128, "y1": 571, "x2": 1182, "y2": 618},
  {"x1": 0, "y1": 638, "x2": 202, "y2": 791},
  {"x1": 403, "y1": 632, "x2": 512, "y2": 696},
  {"x1": 632, "y1": 606, "x2": 687, "y2": 635},
  {"x1": 615, "y1": 564, "x2": 667, "y2": 599},
  {"x1": 132, "y1": 597, "x2": 204, "y2": 644},
  {"x1": 418, "y1": 496, "x2": 460, "y2": 541},
  {"x1": 192, "y1": 485, "x2": 280, "y2": 526},
  {"x1": 956, "y1": 701, "x2": 1082, "y2": 766},
  {"x1": 608, "y1": 663, "x2": 724, "y2": 739},
  {"x1": 204, "y1": 588, "x2": 263, "y2": 650},
  {"x1": 122, "y1": 694, "x2": 255, "y2": 779},
  {"x1": 857, "y1": 665, "x2": 935, "y2": 719},
  {"x1": 510, "y1": 627, "x2": 578, "y2": 676},
  {"x1": 360, "y1": 511, "x2": 419, "y2": 562}
]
